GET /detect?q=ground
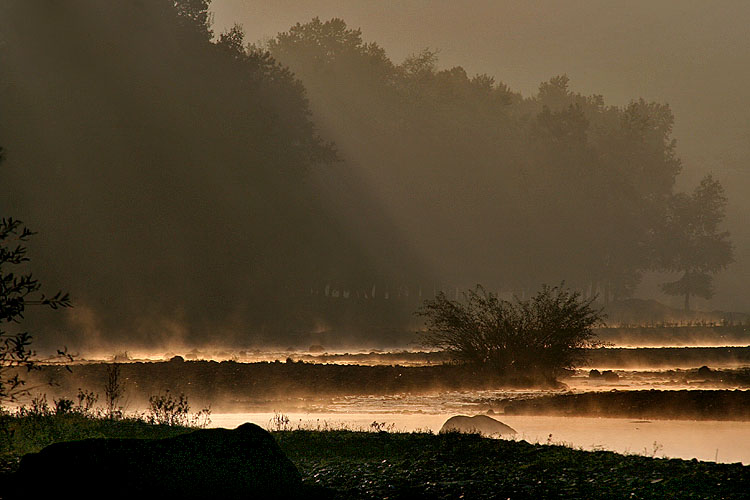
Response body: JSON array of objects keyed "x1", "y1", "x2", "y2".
[{"x1": 0, "y1": 416, "x2": 747, "y2": 499}]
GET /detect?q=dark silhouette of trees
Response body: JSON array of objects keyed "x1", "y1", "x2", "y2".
[
  {"x1": 655, "y1": 175, "x2": 734, "y2": 310},
  {"x1": 266, "y1": 21, "x2": 694, "y2": 304},
  {"x1": 417, "y1": 284, "x2": 604, "y2": 379},
  {"x1": 1, "y1": 5, "x2": 737, "y2": 351},
  {"x1": 1, "y1": 3, "x2": 420, "y2": 346}
]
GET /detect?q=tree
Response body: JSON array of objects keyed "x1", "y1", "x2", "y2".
[
  {"x1": 0, "y1": 215, "x2": 71, "y2": 404},
  {"x1": 656, "y1": 175, "x2": 733, "y2": 310},
  {"x1": 416, "y1": 284, "x2": 604, "y2": 379}
]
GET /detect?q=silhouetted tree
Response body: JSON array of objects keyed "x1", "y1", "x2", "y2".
[
  {"x1": 656, "y1": 175, "x2": 733, "y2": 310},
  {"x1": 0, "y1": 208, "x2": 71, "y2": 403}
]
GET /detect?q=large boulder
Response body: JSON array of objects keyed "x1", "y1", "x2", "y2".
[
  {"x1": 439, "y1": 415, "x2": 516, "y2": 437},
  {"x1": 7, "y1": 423, "x2": 305, "y2": 499}
]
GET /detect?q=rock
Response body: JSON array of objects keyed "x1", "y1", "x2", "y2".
[
  {"x1": 589, "y1": 369, "x2": 602, "y2": 378},
  {"x1": 602, "y1": 370, "x2": 620, "y2": 382},
  {"x1": 697, "y1": 365, "x2": 713, "y2": 377},
  {"x1": 169, "y1": 355, "x2": 185, "y2": 363},
  {"x1": 439, "y1": 415, "x2": 516, "y2": 437},
  {"x1": 7, "y1": 423, "x2": 304, "y2": 499}
]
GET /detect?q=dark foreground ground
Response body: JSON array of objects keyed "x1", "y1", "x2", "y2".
[
  {"x1": 279, "y1": 431, "x2": 749, "y2": 499},
  {"x1": 0, "y1": 415, "x2": 747, "y2": 499}
]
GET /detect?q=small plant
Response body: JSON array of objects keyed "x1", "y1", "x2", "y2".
[
  {"x1": 191, "y1": 405, "x2": 212, "y2": 429},
  {"x1": 103, "y1": 363, "x2": 125, "y2": 419},
  {"x1": 76, "y1": 388, "x2": 98, "y2": 415},
  {"x1": 17, "y1": 393, "x2": 51, "y2": 417},
  {"x1": 147, "y1": 390, "x2": 190, "y2": 426},
  {"x1": 370, "y1": 421, "x2": 395, "y2": 433},
  {"x1": 642, "y1": 441, "x2": 664, "y2": 458},
  {"x1": 53, "y1": 397, "x2": 74, "y2": 415},
  {"x1": 270, "y1": 412, "x2": 291, "y2": 431},
  {"x1": 146, "y1": 390, "x2": 210, "y2": 428}
]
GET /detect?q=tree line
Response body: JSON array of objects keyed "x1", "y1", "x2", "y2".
[
  {"x1": 262, "y1": 18, "x2": 733, "y2": 310},
  {"x1": 0, "y1": 2, "x2": 734, "y2": 350}
]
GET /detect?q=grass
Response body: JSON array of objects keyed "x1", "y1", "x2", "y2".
[
  {"x1": 0, "y1": 413, "x2": 747, "y2": 499},
  {"x1": 0, "y1": 413, "x2": 192, "y2": 478},
  {"x1": 277, "y1": 430, "x2": 749, "y2": 499}
]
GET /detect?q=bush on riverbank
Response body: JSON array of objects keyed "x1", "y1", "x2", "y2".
[{"x1": 417, "y1": 284, "x2": 604, "y2": 379}]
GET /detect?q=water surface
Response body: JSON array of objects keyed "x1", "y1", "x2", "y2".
[{"x1": 210, "y1": 412, "x2": 750, "y2": 465}]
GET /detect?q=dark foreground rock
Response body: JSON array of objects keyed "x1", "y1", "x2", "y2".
[{"x1": 6, "y1": 422, "x2": 316, "y2": 499}]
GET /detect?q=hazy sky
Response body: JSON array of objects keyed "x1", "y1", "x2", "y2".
[{"x1": 212, "y1": 0, "x2": 750, "y2": 311}]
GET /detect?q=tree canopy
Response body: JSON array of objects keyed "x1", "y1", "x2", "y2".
[
  {"x1": 0, "y1": 3, "x2": 424, "y2": 346},
  {"x1": 265, "y1": 19, "x2": 709, "y2": 305},
  {"x1": 655, "y1": 175, "x2": 734, "y2": 310}
]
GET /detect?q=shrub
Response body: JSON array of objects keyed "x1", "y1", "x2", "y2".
[
  {"x1": 103, "y1": 363, "x2": 125, "y2": 419},
  {"x1": 417, "y1": 283, "x2": 605, "y2": 378},
  {"x1": 146, "y1": 390, "x2": 211, "y2": 428}
]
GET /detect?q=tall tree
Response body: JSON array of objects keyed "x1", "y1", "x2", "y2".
[{"x1": 656, "y1": 175, "x2": 733, "y2": 310}]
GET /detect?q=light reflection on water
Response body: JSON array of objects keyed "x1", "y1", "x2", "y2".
[{"x1": 210, "y1": 412, "x2": 750, "y2": 465}]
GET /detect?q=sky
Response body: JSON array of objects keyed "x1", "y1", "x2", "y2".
[{"x1": 211, "y1": 0, "x2": 750, "y2": 311}]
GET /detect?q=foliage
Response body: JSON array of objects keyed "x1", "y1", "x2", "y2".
[
  {"x1": 0, "y1": 215, "x2": 71, "y2": 405},
  {"x1": 265, "y1": 20, "x2": 699, "y2": 303},
  {"x1": 1, "y1": 1, "x2": 357, "y2": 344},
  {"x1": 146, "y1": 390, "x2": 211, "y2": 427},
  {"x1": 656, "y1": 175, "x2": 734, "y2": 309},
  {"x1": 417, "y1": 284, "x2": 604, "y2": 378},
  {"x1": 0, "y1": 411, "x2": 192, "y2": 458},
  {"x1": 103, "y1": 363, "x2": 125, "y2": 419}
]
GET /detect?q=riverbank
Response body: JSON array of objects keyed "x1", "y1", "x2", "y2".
[
  {"x1": 0, "y1": 415, "x2": 747, "y2": 499},
  {"x1": 279, "y1": 430, "x2": 749, "y2": 499}
]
